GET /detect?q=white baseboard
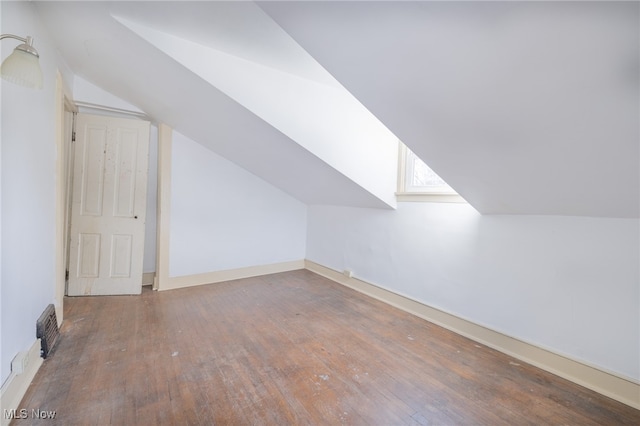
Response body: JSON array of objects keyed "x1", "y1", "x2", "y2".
[
  {"x1": 304, "y1": 260, "x2": 640, "y2": 410},
  {"x1": 142, "y1": 272, "x2": 155, "y2": 287},
  {"x1": 158, "y1": 260, "x2": 305, "y2": 291},
  {"x1": 0, "y1": 339, "x2": 44, "y2": 426}
]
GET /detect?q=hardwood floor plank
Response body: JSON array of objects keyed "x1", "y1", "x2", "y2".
[{"x1": 12, "y1": 270, "x2": 640, "y2": 425}]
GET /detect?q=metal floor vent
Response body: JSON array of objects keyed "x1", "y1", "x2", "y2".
[{"x1": 36, "y1": 304, "x2": 60, "y2": 359}]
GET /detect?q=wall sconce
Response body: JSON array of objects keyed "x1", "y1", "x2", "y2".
[{"x1": 1, "y1": 34, "x2": 43, "y2": 89}]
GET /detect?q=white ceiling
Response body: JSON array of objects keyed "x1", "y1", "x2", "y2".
[
  {"x1": 36, "y1": 1, "x2": 395, "y2": 209},
  {"x1": 36, "y1": 1, "x2": 639, "y2": 217},
  {"x1": 261, "y1": 1, "x2": 639, "y2": 218}
]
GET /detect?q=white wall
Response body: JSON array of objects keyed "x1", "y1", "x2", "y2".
[
  {"x1": 169, "y1": 131, "x2": 307, "y2": 277},
  {"x1": 73, "y1": 76, "x2": 145, "y2": 113},
  {"x1": 306, "y1": 202, "x2": 640, "y2": 381},
  {"x1": 0, "y1": 2, "x2": 74, "y2": 385}
]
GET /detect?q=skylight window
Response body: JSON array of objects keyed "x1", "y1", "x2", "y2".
[{"x1": 397, "y1": 142, "x2": 465, "y2": 203}]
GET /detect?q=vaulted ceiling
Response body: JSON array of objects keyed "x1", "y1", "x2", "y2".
[{"x1": 36, "y1": 1, "x2": 639, "y2": 218}]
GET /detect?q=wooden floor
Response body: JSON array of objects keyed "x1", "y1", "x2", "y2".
[{"x1": 14, "y1": 270, "x2": 640, "y2": 425}]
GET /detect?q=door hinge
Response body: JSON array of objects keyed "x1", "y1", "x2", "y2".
[{"x1": 71, "y1": 131, "x2": 76, "y2": 142}]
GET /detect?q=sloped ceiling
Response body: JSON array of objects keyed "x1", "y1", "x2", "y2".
[
  {"x1": 36, "y1": 1, "x2": 639, "y2": 217},
  {"x1": 261, "y1": 1, "x2": 639, "y2": 218},
  {"x1": 35, "y1": 1, "x2": 397, "y2": 209}
]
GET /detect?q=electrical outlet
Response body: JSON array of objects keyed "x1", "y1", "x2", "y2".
[{"x1": 343, "y1": 269, "x2": 353, "y2": 278}]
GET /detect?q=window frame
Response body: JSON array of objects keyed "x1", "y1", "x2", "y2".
[{"x1": 396, "y1": 142, "x2": 466, "y2": 203}]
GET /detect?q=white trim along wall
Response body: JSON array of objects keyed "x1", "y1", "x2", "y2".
[
  {"x1": 1, "y1": 261, "x2": 636, "y2": 416},
  {"x1": 158, "y1": 260, "x2": 305, "y2": 292},
  {"x1": 0, "y1": 340, "x2": 43, "y2": 426},
  {"x1": 304, "y1": 202, "x2": 639, "y2": 410},
  {"x1": 305, "y1": 260, "x2": 640, "y2": 410},
  {"x1": 155, "y1": 124, "x2": 307, "y2": 291}
]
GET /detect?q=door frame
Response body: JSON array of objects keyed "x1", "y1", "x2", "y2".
[{"x1": 54, "y1": 71, "x2": 77, "y2": 324}]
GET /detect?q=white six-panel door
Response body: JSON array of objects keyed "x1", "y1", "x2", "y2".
[{"x1": 68, "y1": 113, "x2": 150, "y2": 296}]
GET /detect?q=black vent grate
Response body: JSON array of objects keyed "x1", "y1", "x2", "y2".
[{"x1": 36, "y1": 304, "x2": 60, "y2": 359}]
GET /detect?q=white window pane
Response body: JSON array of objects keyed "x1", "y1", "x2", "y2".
[
  {"x1": 411, "y1": 156, "x2": 447, "y2": 187},
  {"x1": 405, "y1": 148, "x2": 456, "y2": 194}
]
